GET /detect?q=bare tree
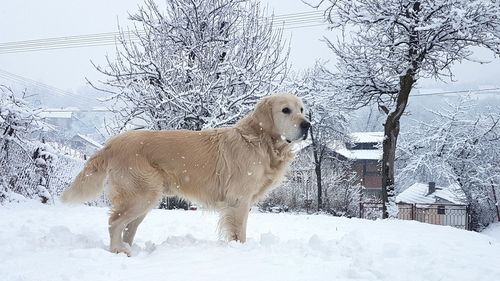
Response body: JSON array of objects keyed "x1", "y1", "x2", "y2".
[
  {"x1": 92, "y1": 0, "x2": 289, "y2": 131},
  {"x1": 314, "y1": 0, "x2": 500, "y2": 218}
]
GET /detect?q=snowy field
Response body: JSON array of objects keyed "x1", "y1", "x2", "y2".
[{"x1": 1, "y1": 201, "x2": 499, "y2": 281}]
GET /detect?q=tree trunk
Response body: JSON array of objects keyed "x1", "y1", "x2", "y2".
[
  {"x1": 382, "y1": 3, "x2": 421, "y2": 218},
  {"x1": 492, "y1": 181, "x2": 500, "y2": 222},
  {"x1": 381, "y1": 117, "x2": 399, "y2": 218},
  {"x1": 308, "y1": 114, "x2": 323, "y2": 212},
  {"x1": 315, "y1": 161, "x2": 322, "y2": 212},
  {"x1": 381, "y1": 72, "x2": 414, "y2": 218}
]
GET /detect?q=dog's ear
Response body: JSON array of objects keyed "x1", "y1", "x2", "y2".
[{"x1": 252, "y1": 96, "x2": 274, "y2": 133}]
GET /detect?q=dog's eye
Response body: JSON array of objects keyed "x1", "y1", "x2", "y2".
[
  {"x1": 282, "y1": 107, "x2": 291, "y2": 114},
  {"x1": 300, "y1": 107, "x2": 304, "y2": 113}
]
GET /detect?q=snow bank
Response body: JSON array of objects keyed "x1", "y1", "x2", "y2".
[
  {"x1": 482, "y1": 222, "x2": 500, "y2": 242},
  {"x1": 1, "y1": 202, "x2": 499, "y2": 281}
]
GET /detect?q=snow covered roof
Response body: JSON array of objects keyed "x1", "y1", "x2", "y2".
[
  {"x1": 39, "y1": 111, "x2": 73, "y2": 119},
  {"x1": 293, "y1": 132, "x2": 384, "y2": 160},
  {"x1": 91, "y1": 106, "x2": 109, "y2": 112},
  {"x1": 334, "y1": 147, "x2": 382, "y2": 160},
  {"x1": 350, "y1": 132, "x2": 384, "y2": 143},
  {"x1": 73, "y1": 134, "x2": 103, "y2": 148},
  {"x1": 329, "y1": 132, "x2": 384, "y2": 160},
  {"x1": 396, "y1": 182, "x2": 468, "y2": 205}
]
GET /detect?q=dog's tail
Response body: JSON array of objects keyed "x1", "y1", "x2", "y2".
[{"x1": 61, "y1": 149, "x2": 108, "y2": 204}]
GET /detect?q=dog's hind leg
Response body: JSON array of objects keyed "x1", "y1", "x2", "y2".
[
  {"x1": 107, "y1": 162, "x2": 164, "y2": 256},
  {"x1": 123, "y1": 213, "x2": 147, "y2": 246},
  {"x1": 108, "y1": 191, "x2": 161, "y2": 256}
]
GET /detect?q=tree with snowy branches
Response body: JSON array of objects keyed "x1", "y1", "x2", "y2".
[
  {"x1": 260, "y1": 143, "x2": 361, "y2": 216},
  {"x1": 92, "y1": 0, "x2": 289, "y2": 131},
  {"x1": 0, "y1": 85, "x2": 40, "y2": 141},
  {"x1": 0, "y1": 85, "x2": 47, "y2": 203},
  {"x1": 397, "y1": 96, "x2": 500, "y2": 229},
  {"x1": 291, "y1": 62, "x2": 351, "y2": 211},
  {"x1": 313, "y1": 0, "x2": 500, "y2": 218}
]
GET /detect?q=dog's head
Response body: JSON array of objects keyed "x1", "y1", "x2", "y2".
[{"x1": 252, "y1": 93, "x2": 310, "y2": 143}]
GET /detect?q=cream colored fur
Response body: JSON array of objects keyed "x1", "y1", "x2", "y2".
[{"x1": 61, "y1": 93, "x2": 308, "y2": 256}]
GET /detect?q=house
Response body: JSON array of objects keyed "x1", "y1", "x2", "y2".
[
  {"x1": 332, "y1": 132, "x2": 383, "y2": 199},
  {"x1": 395, "y1": 182, "x2": 470, "y2": 229},
  {"x1": 68, "y1": 134, "x2": 103, "y2": 156},
  {"x1": 39, "y1": 109, "x2": 75, "y2": 130}
]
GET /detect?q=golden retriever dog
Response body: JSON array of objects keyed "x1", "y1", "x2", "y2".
[{"x1": 61, "y1": 93, "x2": 309, "y2": 256}]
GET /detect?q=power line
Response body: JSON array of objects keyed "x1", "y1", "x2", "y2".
[
  {"x1": 283, "y1": 23, "x2": 328, "y2": 31},
  {"x1": 270, "y1": 10, "x2": 324, "y2": 19},
  {"x1": 0, "y1": 69, "x2": 97, "y2": 105},
  {"x1": 40, "y1": 108, "x2": 110, "y2": 113},
  {"x1": 32, "y1": 87, "x2": 500, "y2": 113},
  {"x1": 0, "y1": 11, "x2": 327, "y2": 54},
  {"x1": 0, "y1": 11, "x2": 325, "y2": 48},
  {"x1": 412, "y1": 87, "x2": 500, "y2": 97}
]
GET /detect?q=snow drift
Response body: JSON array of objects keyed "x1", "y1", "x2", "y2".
[{"x1": 1, "y1": 201, "x2": 499, "y2": 281}]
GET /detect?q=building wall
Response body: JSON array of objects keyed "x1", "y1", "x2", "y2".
[
  {"x1": 68, "y1": 137, "x2": 100, "y2": 156},
  {"x1": 353, "y1": 160, "x2": 382, "y2": 199},
  {"x1": 44, "y1": 117, "x2": 72, "y2": 130},
  {"x1": 353, "y1": 161, "x2": 382, "y2": 187}
]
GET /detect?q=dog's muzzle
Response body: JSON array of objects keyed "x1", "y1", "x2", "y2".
[{"x1": 300, "y1": 121, "x2": 310, "y2": 140}]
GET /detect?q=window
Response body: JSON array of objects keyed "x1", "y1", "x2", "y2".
[
  {"x1": 351, "y1": 142, "x2": 377, "y2": 150},
  {"x1": 437, "y1": 205, "x2": 446, "y2": 215},
  {"x1": 363, "y1": 160, "x2": 381, "y2": 175}
]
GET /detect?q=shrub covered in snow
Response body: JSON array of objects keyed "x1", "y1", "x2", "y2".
[{"x1": 0, "y1": 86, "x2": 86, "y2": 205}]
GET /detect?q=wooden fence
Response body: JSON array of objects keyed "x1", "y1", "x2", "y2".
[{"x1": 360, "y1": 202, "x2": 471, "y2": 230}]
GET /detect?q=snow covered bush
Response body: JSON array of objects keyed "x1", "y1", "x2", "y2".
[
  {"x1": 0, "y1": 85, "x2": 40, "y2": 139},
  {"x1": 0, "y1": 85, "x2": 86, "y2": 204},
  {"x1": 93, "y1": 0, "x2": 289, "y2": 131},
  {"x1": 260, "y1": 148, "x2": 360, "y2": 217},
  {"x1": 0, "y1": 85, "x2": 43, "y2": 203}
]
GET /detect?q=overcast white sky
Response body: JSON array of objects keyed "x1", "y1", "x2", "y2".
[{"x1": 0, "y1": 0, "x2": 499, "y2": 98}]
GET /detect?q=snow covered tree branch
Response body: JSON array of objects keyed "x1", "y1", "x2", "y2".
[
  {"x1": 91, "y1": 0, "x2": 289, "y2": 131},
  {"x1": 0, "y1": 85, "x2": 41, "y2": 141},
  {"x1": 318, "y1": 0, "x2": 500, "y2": 218}
]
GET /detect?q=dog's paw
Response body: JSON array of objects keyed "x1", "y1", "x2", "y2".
[{"x1": 110, "y1": 244, "x2": 132, "y2": 257}]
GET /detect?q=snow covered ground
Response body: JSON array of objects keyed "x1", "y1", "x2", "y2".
[{"x1": 1, "y1": 201, "x2": 499, "y2": 281}]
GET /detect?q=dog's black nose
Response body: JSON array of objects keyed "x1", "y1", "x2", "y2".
[{"x1": 300, "y1": 121, "x2": 311, "y2": 131}]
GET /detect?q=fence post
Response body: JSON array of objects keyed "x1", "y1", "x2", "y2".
[
  {"x1": 411, "y1": 204, "x2": 415, "y2": 220},
  {"x1": 466, "y1": 204, "x2": 471, "y2": 230}
]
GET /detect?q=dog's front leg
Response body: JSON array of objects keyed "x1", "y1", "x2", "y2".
[{"x1": 218, "y1": 199, "x2": 251, "y2": 242}]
